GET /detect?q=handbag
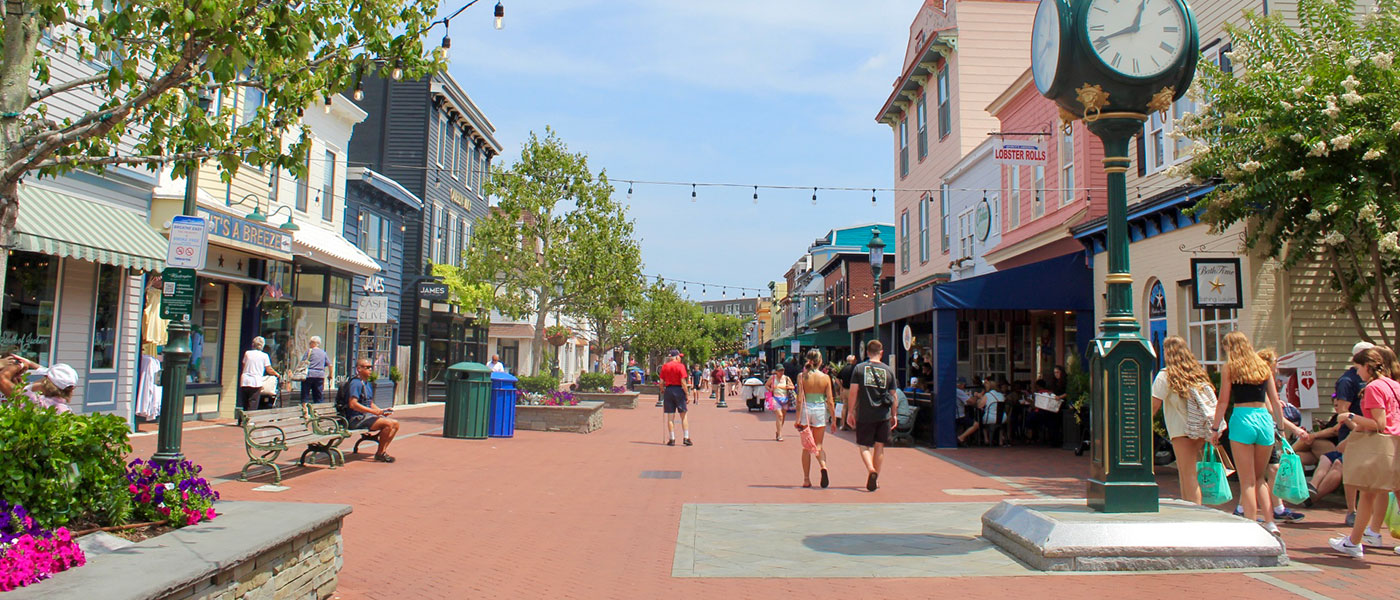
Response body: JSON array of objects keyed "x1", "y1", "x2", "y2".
[
  {"x1": 798, "y1": 413, "x2": 818, "y2": 456},
  {"x1": 289, "y1": 354, "x2": 309, "y2": 382},
  {"x1": 1184, "y1": 384, "x2": 1220, "y2": 440},
  {"x1": 1198, "y1": 443, "x2": 1233, "y2": 506},
  {"x1": 1272, "y1": 437, "x2": 1309, "y2": 505},
  {"x1": 1342, "y1": 431, "x2": 1400, "y2": 491},
  {"x1": 259, "y1": 375, "x2": 279, "y2": 395}
]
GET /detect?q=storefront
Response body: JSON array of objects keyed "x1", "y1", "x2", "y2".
[
  {"x1": 288, "y1": 223, "x2": 381, "y2": 395},
  {"x1": 346, "y1": 169, "x2": 422, "y2": 404},
  {"x1": 4, "y1": 183, "x2": 168, "y2": 420}
]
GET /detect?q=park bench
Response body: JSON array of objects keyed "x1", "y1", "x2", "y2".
[
  {"x1": 239, "y1": 405, "x2": 346, "y2": 483},
  {"x1": 303, "y1": 402, "x2": 382, "y2": 458}
]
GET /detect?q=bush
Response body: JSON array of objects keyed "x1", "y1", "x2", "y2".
[
  {"x1": 0, "y1": 398, "x2": 132, "y2": 529},
  {"x1": 576, "y1": 372, "x2": 613, "y2": 392},
  {"x1": 517, "y1": 374, "x2": 560, "y2": 394}
]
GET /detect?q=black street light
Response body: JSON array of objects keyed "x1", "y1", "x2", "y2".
[{"x1": 868, "y1": 227, "x2": 885, "y2": 350}]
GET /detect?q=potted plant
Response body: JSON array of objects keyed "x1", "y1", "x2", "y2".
[{"x1": 545, "y1": 325, "x2": 571, "y2": 347}]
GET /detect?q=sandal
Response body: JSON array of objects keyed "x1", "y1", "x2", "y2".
[
  {"x1": 374, "y1": 454, "x2": 396, "y2": 463},
  {"x1": 802, "y1": 480, "x2": 812, "y2": 488}
]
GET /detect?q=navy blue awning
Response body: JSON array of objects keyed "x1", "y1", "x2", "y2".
[{"x1": 931, "y1": 251, "x2": 1093, "y2": 311}]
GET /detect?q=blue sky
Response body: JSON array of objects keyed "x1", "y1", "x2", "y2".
[{"x1": 445, "y1": 0, "x2": 922, "y2": 300}]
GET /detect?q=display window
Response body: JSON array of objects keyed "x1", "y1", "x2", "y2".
[
  {"x1": 0, "y1": 251, "x2": 59, "y2": 362},
  {"x1": 190, "y1": 280, "x2": 226, "y2": 385}
]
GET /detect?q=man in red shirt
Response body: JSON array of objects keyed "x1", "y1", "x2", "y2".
[{"x1": 659, "y1": 349, "x2": 692, "y2": 446}]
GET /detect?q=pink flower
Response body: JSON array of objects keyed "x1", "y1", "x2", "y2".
[
  {"x1": 128, "y1": 484, "x2": 138, "y2": 493},
  {"x1": 158, "y1": 506, "x2": 171, "y2": 516},
  {"x1": 186, "y1": 513, "x2": 199, "y2": 526},
  {"x1": 204, "y1": 508, "x2": 216, "y2": 520}
]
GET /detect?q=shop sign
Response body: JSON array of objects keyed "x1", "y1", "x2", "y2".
[
  {"x1": 902, "y1": 324, "x2": 913, "y2": 351},
  {"x1": 357, "y1": 296, "x2": 389, "y2": 324},
  {"x1": 362, "y1": 274, "x2": 386, "y2": 294},
  {"x1": 160, "y1": 267, "x2": 197, "y2": 321},
  {"x1": 449, "y1": 188, "x2": 472, "y2": 210},
  {"x1": 1190, "y1": 258, "x2": 1243, "y2": 309},
  {"x1": 975, "y1": 200, "x2": 991, "y2": 241},
  {"x1": 199, "y1": 208, "x2": 292, "y2": 254},
  {"x1": 992, "y1": 139, "x2": 1046, "y2": 165},
  {"x1": 418, "y1": 281, "x2": 449, "y2": 301},
  {"x1": 166, "y1": 215, "x2": 209, "y2": 270}
]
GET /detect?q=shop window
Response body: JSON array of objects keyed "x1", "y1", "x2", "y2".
[
  {"x1": 357, "y1": 323, "x2": 395, "y2": 379},
  {"x1": 1188, "y1": 307, "x2": 1238, "y2": 370},
  {"x1": 328, "y1": 275, "x2": 351, "y2": 307},
  {"x1": 1032, "y1": 166, "x2": 1046, "y2": 219},
  {"x1": 957, "y1": 320, "x2": 969, "y2": 361},
  {"x1": 0, "y1": 251, "x2": 58, "y2": 362},
  {"x1": 190, "y1": 280, "x2": 225, "y2": 385},
  {"x1": 298, "y1": 273, "x2": 325, "y2": 303},
  {"x1": 973, "y1": 320, "x2": 1009, "y2": 379},
  {"x1": 264, "y1": 261, "x2": 293, "y2": 300},
  {"x1": 261, "y1": 299, "x2": 294, "y2": 373},
  {"x1": 90, "y1": 264, "x2": 123, "y2": 370},
  {"x1": 292, "y1": 307, "x2": 343, "y2": 384},
  {"x1": 360, "y1": 210, "x2": 390, "y2": 262}
]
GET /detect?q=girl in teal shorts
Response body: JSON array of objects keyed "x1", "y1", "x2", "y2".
[{"x1": 1210, "y1": 332, "x2": 1293, "y2": 535}]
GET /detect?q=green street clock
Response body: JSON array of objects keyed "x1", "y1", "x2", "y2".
[{"x1": 1031, "y1": 0, "x2": 1200, "y2": 514}]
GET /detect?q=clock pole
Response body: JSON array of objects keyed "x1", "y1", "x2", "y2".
[{"x1": 1084, "y1": 115, "x2": 1158, "y2": 513}]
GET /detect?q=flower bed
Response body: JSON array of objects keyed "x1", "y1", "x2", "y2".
[
  {"x1": 125, "y1": 459, "x2": 219, "y2": 527},
  {"x1": 518, "y1": 390, "x2": 579, "y2": 406},
  {"x1": 0, "y1": 502, "x2": 84, "y2": 591},
  {"x1": 515, "y1": 401, "x2": 604, "y2": 433}
]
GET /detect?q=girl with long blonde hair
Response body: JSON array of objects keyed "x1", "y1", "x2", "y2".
[
  {"x1": 1151, "y1": 336, "x2": 1215, "y2": 503},
  {"x1": 1210, "y1": 331, "x2": 1291, "y2": 534},
  {"x1": 796, "y1": 349, "x2": 835, "y2": 488}
]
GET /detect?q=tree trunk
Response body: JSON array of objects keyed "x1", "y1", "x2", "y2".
[
  {"x1": 0, "y1": 181, "x2": 18, "y2": 334},
  {"x1": 530, "y1": 290, "x2": 551, "y2": 376}
]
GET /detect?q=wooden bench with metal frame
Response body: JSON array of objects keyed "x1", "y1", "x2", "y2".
[
  {"x1": 238, "y1": 405, "x2": 346, "y2": 483},
  {"x1": 303, "y1": 402, "x2": 382, "y2": 459}
]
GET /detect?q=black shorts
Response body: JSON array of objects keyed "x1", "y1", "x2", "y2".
[
  {"x1": 856, "y1": 419, "x2": 892, "y2": 447},
  {"x1": 663, "y1": 386, "x2": 688, "y2": 414},
  {"x1": 347, "y1": 412, "x2": 380, "y2": 431}
]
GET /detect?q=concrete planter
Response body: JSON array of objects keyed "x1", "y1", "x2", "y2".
[
  {"x1": 574, "y1": 391, "x2": 639, "y2": 409},
  {"x1": 515, "y1": 400, "x2": 604, "y2": 433},
  {"x1": 11, "y1": 502, "x2": 350, "y2": 600},
  {"x1": 634, "y1": 383, "x2": 662, "y2": 396}
]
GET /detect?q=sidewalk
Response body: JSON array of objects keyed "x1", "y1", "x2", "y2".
[{"x1": 135, "y1": 398, "x2": 1397, "y2": 599}]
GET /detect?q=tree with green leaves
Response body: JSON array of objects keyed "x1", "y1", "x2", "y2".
[
  {"x1": 624, "y1": 281, "x2": 702, "y2": 369},
  {"x1": 0, "y1": 0, "x2": 444, "y2": 318},
  {"x1": 437, "y1": 128, "x2": 642, "y2": 375},
  {"x1": 1177, "y1": 0, "x2": 1400, "y2": 344}
]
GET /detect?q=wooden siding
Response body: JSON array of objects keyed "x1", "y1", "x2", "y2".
[
  {"x1": 218, "y1": 285, "x2": 244, "y2": 419},
  {"x1": 117, "y1": 274, "x2": 141, "y2": 421},
  {"x1": 344, "y1": 183, "x2": 410, "y2": 331},
  {"x1": 54, "y1": 260, "x2": 96, "y2": 409}
]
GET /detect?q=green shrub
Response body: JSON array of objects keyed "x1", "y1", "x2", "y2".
[
  {"x1": 517, "y1": 374, "x2": 560, "y2": 394},
  {"x1": 0, "y1": 398, "x2": 133, "y2": 529},
  {"x1": 576, "y1": 372, "x2": 613, "y2": 392}
]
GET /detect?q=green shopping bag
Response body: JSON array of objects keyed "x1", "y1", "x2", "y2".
[
  {"x1": 1198, "y1": 443, "x2": 1233, "y2": 506},
  {"x1": 1272, "y1": 439, "x2": 1309, "y2": 505},
  {"x1": 1386, "y1": 492, "x2": 1400, "y2": 539}
]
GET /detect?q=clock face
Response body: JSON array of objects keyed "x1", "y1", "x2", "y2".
[
  {"x1": 1031, "y1": 0, "x2": 1062, "y2": 95},
  {"x1": 1085, "y1": 0, "x2": 1188, "y2": 78}
]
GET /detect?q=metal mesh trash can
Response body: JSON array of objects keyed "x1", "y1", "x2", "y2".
[
  {"x1": 444, "y1": 362, "x2": 492, "y2": 439},
  {"x1": 489, "y1": 371, "x2": 518, "y2": 438}
]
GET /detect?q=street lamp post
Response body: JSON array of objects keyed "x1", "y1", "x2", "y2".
[{"x1": 867, "y1": 228, "x2": 886, "y2": 352}]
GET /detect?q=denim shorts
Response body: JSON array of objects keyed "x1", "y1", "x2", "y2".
[{"x1": 1228, "y1": 406, "x2": 1275, "y2": 446}]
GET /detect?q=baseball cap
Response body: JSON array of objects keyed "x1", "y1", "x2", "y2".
[
  {"x1": 1353, "y1": 341, "x2": 1375, "y2": 357},
  {"x1": 669, "y1": 349, "x2": 683, "y2": 357},
  {"x1": 32, "y1": 363, "x2": 78, "y2": 390}
]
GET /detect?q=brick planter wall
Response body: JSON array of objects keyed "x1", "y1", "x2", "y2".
[
  {"x1": 515, "y1": 400, "x2": 604, "y2": 433},
  {"x1": 575, "y1": 391, "x2": 639, "y2": 409},
  {"x1": 12, "y1": 502, "x2": 349, "y2": 600},
  {"x1": 634, "y1": 383, "x2": 662, "y2": 397}
]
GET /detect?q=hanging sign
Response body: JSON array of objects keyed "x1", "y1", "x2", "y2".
[
  {"x1": 199, "y1": 208, "x2": 292, "y2": 254},
  {"x1": 418, "y1": 281, "x2": 449, "y2": 301},
  {"x1": 992, "y1": 138, "x2": 1047, "y2": 165},
  {"x1": 902, "y1": 324, "x2": 913, "y2": 351},
  {"x1": 975, "y1": 200, "x2": 992, "y2": 241},
  {"x1": 166, "y1": 215, "x2": 209, "y2": 270},
  {"x1": 1190, "y1": 258, "x2": 1243, "y2": 309},
  {"x1": 357, "y1": 296, "x2": 389, "y2": 324}
]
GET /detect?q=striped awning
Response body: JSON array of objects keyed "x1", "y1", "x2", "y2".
[{"x1": 15, "y1": 185, "x2": 168, "y2": 272}]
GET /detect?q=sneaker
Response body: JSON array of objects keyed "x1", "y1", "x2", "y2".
[
  {"x1": 1362, "y1": 529, "x2": 1383, "y2": 547},
  {"x1": 1274, "y1": 508, "x2": 1305, "y2": 523},
  {"x1": 1263, "y1": 522, "x2": 1280, "y2": 536},
  {"x1": 683, "y1": 438, "x2": 693, "y2": 446},
  {"x1": 1329, "y1": 535, "x2": 1364, "y2": 558},
  {"x1": 1233, "y1": 505, "x2": 1245, "y2": 517},
  {"x1": 1346, "y1": 512, "x2": 1357, "y2": 527},
  {"x1": 666, "y1": 438, "x2": 675, "y2": 446}
]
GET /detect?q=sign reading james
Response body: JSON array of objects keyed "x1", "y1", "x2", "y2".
[
  {"x1": 992, "y1": 138, "x2": 1046, "y2": 165},
  {"x1": 1190, "y1": 258, "x2": 1243, "y2": 309},
  {"x1": 199, "y1": 208, "x2": 292, "y2": 254}
]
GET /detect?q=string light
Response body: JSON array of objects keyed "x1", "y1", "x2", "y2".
[
  {"x1": 753, "y1": 186, "x2": 758, "y2": 204},
  {"x1": 691, "y1": 184, "x2": 696, "y2": 202},
  {"x1": 811, "y1": 187, "x2": 817, "y2": 206},
  {"x1": 871, "y1": 189, "x2": 876, "y2": 206},
  {"x1": 627, "y1": 181, "x2": 633, "y2": 198}
]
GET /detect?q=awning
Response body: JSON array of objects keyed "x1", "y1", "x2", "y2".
[
  {"x1": 792, "y1": 330, "x2": 851, "y2": 348},
  {"x1": 292, "y1": 225, "x2": 380, "y2": 276},
  {"x1": 930, "y1": 251, "x2": 1092, "y2": 311},
  {"x1": 488, "y1": 324, "x2": 536, "y2": 339},
  {"x1": 196, "y1": 270, "x2": 269, "y2": 287},
  {"x1": 16, "y1": 185, "x2": 168, "y2": 272}
]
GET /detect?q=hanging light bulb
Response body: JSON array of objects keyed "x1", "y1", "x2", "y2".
[
  {"x1": 323, "y1": 95, "x2": 332, "y2": 113},
  {"x1": 391, "y1": 64, "x2": 403, "y2": 80},
  {"x1": 691, "y1": 184, "x2": 697, "y2": 202},
  {"x1": 627, "y1": 182, "x2": 633, "y2": 198},
  {"x1": 494, "y1": 1, "x2": 505, "y2": 30},
  {"x1": 753, "y1": 186, "x2": 758, "y2": 204},
  {"x1": 352, "y1": 81, "x2": 364, "y2": 101},
  {"x1": 872, "y1": 189, "x2": 877, "y2": 206},
  {"x1": 811, "y1": 187, "x2": 817, "y2": 206},
  {"x1": 441, "y1": 20, "x2": 452, "y2": 49}
]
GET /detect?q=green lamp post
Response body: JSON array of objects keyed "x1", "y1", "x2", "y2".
[
  {"x1": 868, "y1": 228, "x2": 886, "y2": 350},
  {"x1": 1031, "y1": 0, "x2": 1199, "y2": 512}
]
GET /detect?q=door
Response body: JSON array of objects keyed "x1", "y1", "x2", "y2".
[{"x1": 85, "y1": 265, "x2": 125, "y2": 410}]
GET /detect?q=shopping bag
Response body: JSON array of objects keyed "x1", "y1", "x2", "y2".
[
  {"x1": 1386, "y1": 492, "x2": 1400, "y2": 539},
  {"x1": 799, "y1": 425, "x2": 818, "y2": 455},
  {"x1": 259, "y1": 375, "x2": 278, "y2": 395},
  {"x1": 1272, "y1": 439, "x2": 1309, "y2": 505},
  {"x1": 1198, "y1": 443, "x2": 1233, "y2": 506},
  {"x1": 1342, "y1": 432, "x2": 1400, "y2": 491}
]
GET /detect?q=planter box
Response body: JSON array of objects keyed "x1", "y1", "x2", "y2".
[
  {"x1": 11, "y1": 501, "x2": 350, "y2": 600},
  {"x1": 634, "y1": 383, "x2": 662, "y2": 396},
  {"x1": 575, "y1": 391, "x2": 639, "y2": 409},
  {"x1": 515, "y1": 400, "x2": 604, "y2": 433}
]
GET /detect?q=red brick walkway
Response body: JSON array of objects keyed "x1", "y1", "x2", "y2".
[{"x1": 131, "y1": 399, "x2": 1398, "y2": 599}]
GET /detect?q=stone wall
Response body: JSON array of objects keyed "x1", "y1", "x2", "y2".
[
  {"x1": 169, "y1": 519, "x2": 342, "y2": 600},
  {"x1": 575, "y1": 391, "x2": 638, "y2": 409},
  {"x1": 516, "y1": 401, "x2": 604, "y2": 433}
]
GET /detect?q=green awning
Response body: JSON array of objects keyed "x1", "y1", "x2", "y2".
[
  {"x1": 16, "y1": 185, "x2": 168, "y2": 272},
  {"x1": 793, "y1": 330, "x2": 853, "y2": 348}
]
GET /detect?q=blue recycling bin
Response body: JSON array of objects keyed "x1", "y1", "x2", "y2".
[{"x1": 489, "y1": 371, "x2": 518, "y2": 438}]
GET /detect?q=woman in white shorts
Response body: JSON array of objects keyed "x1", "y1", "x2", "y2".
[{"x1": 797, "y1": 350, "x2": 836, "y2": 488}]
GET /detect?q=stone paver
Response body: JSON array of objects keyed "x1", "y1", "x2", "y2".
[{"x1": 125, "y1": 396, "x2": 1400, "y2": 599}]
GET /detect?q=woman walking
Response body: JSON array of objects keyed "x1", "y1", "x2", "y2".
[
  {"x1": 1209, "y1": 332, "x2": 1288, "y2": 534},
  {"x1": 1329, "y1": 346, "x2": 1400, "y2": 558},
  {"x1": 299, "y1": 336, "x2": 329, "y2": 404},
  {"x1": 796, "y1": 349, "x2": 836, "y2": 488},
  {"x1": 239, "y1": 336, "x2": 279, "y2": 413},
  {"x1": 1152, "y1": 336, "x2": 1216, "y2": 504},
  {"x1": 767, "y1": 365, "x2": 795, "y2": 441}
]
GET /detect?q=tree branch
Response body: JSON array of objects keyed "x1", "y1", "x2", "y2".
[
  {"x1": 1371, "y1": 241, "x2": 1400, "y2": 346},
  {"x1": 1329, "y1": 247, "x2": 1372, "y2": 344},
  {"x1": 28, "y1": 73, "x2": 108, "y2": 104},
  {"x1": 32, "y1": 148, "x2": 230, "y2": 170}
]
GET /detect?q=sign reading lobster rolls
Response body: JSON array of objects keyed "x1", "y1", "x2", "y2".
[{"x1": 992, "y1": 138, "x2": 1047, "y2": 165}]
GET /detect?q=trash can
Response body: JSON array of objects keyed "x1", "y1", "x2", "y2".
[
  {"x1": 489, "y1": 371, "x2": 518, "y2": 438},
  {"x1": 443, "y1": 362, "x2": 493, "y2": 439}
]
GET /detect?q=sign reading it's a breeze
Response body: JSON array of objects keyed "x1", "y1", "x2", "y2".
[{"x1": 992, "y1": 138, "x2": 1047, "y2": 166}]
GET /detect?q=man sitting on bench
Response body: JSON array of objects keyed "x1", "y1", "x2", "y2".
[{"x1": 345, "y1": 358, "x2": 401, "y2": 463}]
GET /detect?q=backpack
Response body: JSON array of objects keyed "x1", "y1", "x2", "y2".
[
  {"x1": 1185, "y1": 383, "x2": 1218, "y2": 440},
  {"x1": 335, "y1": 380, "x2": 355, "y2": 416}
]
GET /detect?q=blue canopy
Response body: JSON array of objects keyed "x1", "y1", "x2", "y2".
[{"x1": 931, "y1": 251, "x2": 1093, "y2": 311}]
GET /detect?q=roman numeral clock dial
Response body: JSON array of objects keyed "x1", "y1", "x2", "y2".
[{"x1": 1085, "y1": 0, "x2": 1187, "y2": 78}]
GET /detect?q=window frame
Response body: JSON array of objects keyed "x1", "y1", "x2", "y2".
[
  {"x1": 1142, "y1": 46, "x2": 1223, "y2": 175},
  {"x1": 916, "y1": 94, "x2": 928, "y2": 159},
  {"x1": 957, "y1": 208, "x2": 975, "y2": 261},
  {"x1": 940, "y1": 184, "x2": 951, "y2": 254},
  {"x1": 918, "y1": 194, "x2": 929, "y2": 264},
  {"x1": 1008, "y1": 165, "x2": 1021, "y2": 229},
  {"x1": 899, "y1": 119, "x2": 909, "y2": 178},
  {"x1": 936, "y1": 65, "x2": 950, "y2": 139},
  {"x1": 1188, "y1": 307, "x2": 1238, "y2": 370},
  {"x1": 1032, "y1": 165, "x2": 1046, "y2": 219},
  {"x1": 295, "y1": 146, "x2": 310, "y2": 213},
  {"x1": 899, "y1": 209, "x2": 910, "y2": 273},
  {"x1": 321, "y1": 150, "x2": 336, "y2": 221},
  {"x1": 1059, "y1": 125, "x2": 1075, "y2": 207},
  {"x1": 436, "y1": 111, "x2": 449, "y2": 167}
]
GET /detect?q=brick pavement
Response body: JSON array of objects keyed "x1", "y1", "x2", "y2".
[{"x1": 127, "y1": 398, "x2": 1400, "y2": 599}]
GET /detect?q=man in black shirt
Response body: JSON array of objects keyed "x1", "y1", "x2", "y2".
[
  {"x1": 836, "y1": 354, "x2": 857, "y2": 430},
  {"x1": 847, "y1": 340, "x2": 898, "y2": 491}
]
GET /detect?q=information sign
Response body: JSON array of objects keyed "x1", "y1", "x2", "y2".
[
  {"x1": 160, "y1": 267, "x2": 197, "y2": 321},
  {"x1": 166, "y1": 215, "x2": 209, "y2": 270}
]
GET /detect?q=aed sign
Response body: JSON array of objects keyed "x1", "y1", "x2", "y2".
[{"x1": 992, "y1": 139, "x2": 1047, "y2": 165}]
